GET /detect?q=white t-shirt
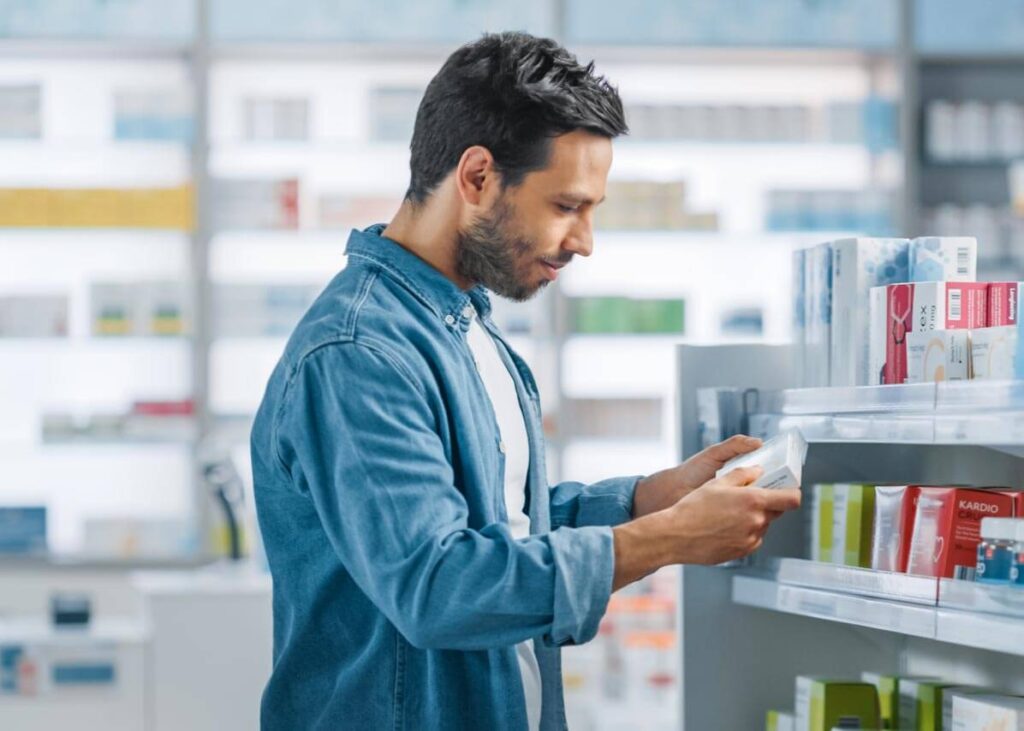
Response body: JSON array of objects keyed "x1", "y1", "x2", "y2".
[{"x1": 465, "y1": 312, "x2": 541, "y2": 731}]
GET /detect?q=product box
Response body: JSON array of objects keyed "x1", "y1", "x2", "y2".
[
  {"x1": 806, "y1": 242, "x2": 834, "y2": 387},
  {"x1": 909, "y1": 236, "x2": 977, "y2": 283},
  {"x1": 716, "y1": 429, "x2": 808, "y2": 490},
  {"x1": 899, "y1": 681, "x2": 963, "y2": 731},
  {"x1": 971, "y1": 326, "x2": 1018, "y2": 380},
  {"x1": 767, "y1": 709, "x2": 796, "y2": 731},
  {"x1": 812, "y1": 484, "x2": 835, "y2": 563},
  {"x1": 872, "y1": 282, "x2": 988, "y2": 385},
  {"x1": 871, "y1": 486, "x2": 920, "y2": 573},
  {"x1": 907, "y1": 488, "x2": 1014, "y2": 578},
  {"x1": 987, "y1": 282, "x2": 1023, "y2": 327},
  {"x1": 830, "y1": 238, "x2": 910, "y2": 387},
  {"x1": 943, "y1": 688, "x2": 995, "y2": 730},
  {"x1": 862, "y1": 673, "x2": 941, "y2": 730},
  {"x1": 952, "y1": 694, "x2": 1024, "y2": 730},
  {"x1": 906, "y1": 329, "x2": 971, "y2": 383},
  {"x1": 793, "y1": 248, "x2": 807, "y2": 387},
  {"x1": 832, "y1": 484, "x2": 875, "y2": 567},
  {"x1": 796, "y1": 676, "x2": 881, "y2": 731}
]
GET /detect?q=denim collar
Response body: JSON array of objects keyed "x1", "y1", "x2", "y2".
[{"x1": 345, "y1": 223, "x2": 493, "y2": 332}]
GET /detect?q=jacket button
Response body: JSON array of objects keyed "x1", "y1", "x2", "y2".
[
  {"x1": 462, "y1": 305, "x2": 475, "y2": 319},
  {"x1": 444, "y1": 315, "x2": 455, "y2": 326},
  {"x1": 498, "y1": 441, "x2": 506, "y2": 454}
]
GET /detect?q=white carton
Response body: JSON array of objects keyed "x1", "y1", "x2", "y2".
[
  {"x1": 906, "y1": 329, "x2": 971, "y2": 383},
  {"x1": 716, "y1": 429, "x2": 808, "y2": 490},
  {"x1": 805, "y1": 242, "x2": 833, "y2": 387},
  {"x1": 971, "y1": 326, "x2": 1019, "y2": 380},
  {"x1": 952, "y1": 694, "x2": 1024, "y2": 730},
  {"x1": 830, "y1": 238, "x2": 910, "y2": 387},
  {"x1": 868, "y1": 285, "x2": 888, "y2": 385},
  {"x1": 909, "y1": 236, "x2": 977, "y2": 282}
]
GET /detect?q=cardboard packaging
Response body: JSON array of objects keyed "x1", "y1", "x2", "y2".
[
  {"x1": 796, "y1": 676, "x2": 881, "y2": 731},
  {"x1": 793, "y1": 249, "x2": 807, "y2": 387},
  {"x1": 987, "y1": 282, "x2": 1023, "y2": 327},
  {"x1": 832, "y1": 484, "x2": 875, "y2": 567},
  {"x1": 806, "y1": 243, "x2": 833, "y2": 387},
  {"x1": 970, "y1": 326, "x2": 1018, "y2": 380},
  {"x1": 951, "y1": 694, "x2": 1024, "y2": 731},
  {"x1": 899, "y1": 681, "x2": 976, "y2": 731},
  {"x1": 906, "y1": 329, "x2": 971, "y2": 383},
  {"x1": 909, "y1": 236, "x2": 977, "y2": 282},
  {"x1": 767, "y1": 709, "x2": 796, "y2": 731},
  {"x1": 862, "y1": 673, "x2": 940, "y2": 730},
  {"x1": 830, "y1": 238, "x2": 910, "y2": 387},
  {"x1": 812, "y1": 484, "x2": 835, "y2": 563},
  {"x1": 871, "y1": 486, "x2": 920, "y2": 573},
  {"x1": 716, "y1": 429, "x2": 808, "y2": 490},
  {"x1": 907, "y1": 488, "x2": 1014, "y2": 578},
  {"x1": 871, "y1": 282, "x2": 988, "y2": 385}
]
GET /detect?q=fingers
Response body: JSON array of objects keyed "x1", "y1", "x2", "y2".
[
  {"x1": 719, "y1": 465, "x2": 763, "y2": 487},
  {"x1": 704, "y1": 434, "x2": 763, "y2": 462},
  {"x1": 758, "y1": 487, "x2": 802, "y2": 512}
]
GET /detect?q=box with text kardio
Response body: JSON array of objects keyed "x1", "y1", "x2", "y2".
[
  {"x1": 907, "y1": 488, "x2": 1014, "y2": 578},
  {"x1": 870, "y1": 282, "x2": 987, "y2": 385}
]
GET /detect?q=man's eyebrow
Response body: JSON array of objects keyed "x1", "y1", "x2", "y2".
[{"x1": 557, "y1": 193, "x2": 607, "y2": 205}]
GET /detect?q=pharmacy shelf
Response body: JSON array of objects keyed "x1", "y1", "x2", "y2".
[
  {"x1": 937, "y1": 580, "x2": 1024, "y2": 654},
  {"x1": 0, "y1": 38, "x2": 192, "y2": 60},
  {"x1": 732, "y1": 573, "x2": 938, "y2": 639},
  {"x1": 748, "y1": 381, "x2": 1024, "y2": 446},
  {"x1": 0, "y1": 617, "x2": 149, "y2": 644},
  {"x1": 769, "y1": 558, "x2": 937, "y2": 605},
  {"x1": 733, "y1": 563, "x2": 1024, "y2": 657}
]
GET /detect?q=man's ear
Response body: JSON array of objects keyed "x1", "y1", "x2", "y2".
[{"x1": 455, "y1": 145, "x2": 496, "y2": 207}]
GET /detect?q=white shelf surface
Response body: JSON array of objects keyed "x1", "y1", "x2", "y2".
[
  {"x1": 0, "y1": 617, "x2": 148, "y2": 645},
  {"x1": 748, "y1": 381, "x2": 1024, "y2": 445},
  {"x1": 732, "y1": 562, "x2": 1024, "y2": 657},
  {"x1": 733, "y1": 574, "x2": 937, "y2": 639}
]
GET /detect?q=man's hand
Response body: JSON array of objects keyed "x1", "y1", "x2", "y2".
[
  {"x1": 612, "y1": 465, "x2": 802, "y2": 591},
  {"x1": 631, "y1": 434, "x2": 764, "y2": 518}
]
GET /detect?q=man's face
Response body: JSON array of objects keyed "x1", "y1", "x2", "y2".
[{"x1": 454, "y1": 129, "x2": 612, "y2": 302}]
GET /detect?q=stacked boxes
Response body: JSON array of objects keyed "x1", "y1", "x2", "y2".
[
  {"x1": 871, "y1": 282, "x2": 988, "y2": 385},
  {"x1": 795, "y1": 677, "x2": 880, "y2": 731},
  {"x1": 829, "y1": 238, "x2": 910, "y2": 386}
]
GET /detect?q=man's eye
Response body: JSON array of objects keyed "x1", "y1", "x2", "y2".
[{"x1": 557, "y1": 204, "x2": 579, "y2": 213}]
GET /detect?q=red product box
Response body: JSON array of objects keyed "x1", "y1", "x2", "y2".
[
  {"x1": 880, "y1": 282, "x2": 988, "y2": 384},
  {"x1": 988, "y1": 282, "x2": 1024, "y2": 327},
  {"x1": 907, "y1": 488, "x2": 1014, "y2": 578}
]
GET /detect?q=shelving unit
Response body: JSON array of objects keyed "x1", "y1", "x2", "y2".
[{"x1": 676, "y1": 343, "x2": 1024, "y2": 729}]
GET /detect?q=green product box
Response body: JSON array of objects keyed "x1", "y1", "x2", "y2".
[
  {"x1": 817, "y1": 484, "x2": 835, "y2": 563},
  {"x1": 832, "y1": 484, "x2": 876, "y2": 567},
  {"x1": 766, "y1": 709, "x2": 795, "y2": 731},
  {"x1": 797, "y1": 676, "x2": 881, "y2": 731},
  {"x1": 899, "y1": 681, "x2": 983, "y2": 731},
  {"x1": 630, "y1": 298, "x2": 685, "y2": 333},
  {"x1": 862, "y1": 674, "x2": 941, "y2": 729}
]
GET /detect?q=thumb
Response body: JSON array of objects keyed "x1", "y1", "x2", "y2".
[{"x1": 719, "y1": 465, "x2": 763, "y2": 487}]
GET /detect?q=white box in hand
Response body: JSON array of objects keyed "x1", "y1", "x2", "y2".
[{"x1": 716, "y1": 429, "x2": 808, "y2": 490}]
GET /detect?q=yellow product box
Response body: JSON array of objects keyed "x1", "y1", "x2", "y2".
[
  {"x1": 796, "y1": 676, "x2": 880, "y2": 731},
  {"x1": 832, "y1": 484, "x2": 875, "y2": 567},
  {"x1": 767, "y1": 709, "x2": 796, "y2": 731}
]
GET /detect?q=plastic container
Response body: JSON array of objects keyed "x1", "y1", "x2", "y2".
[{"x1": 976, "y1": 517, "x2": 1019, "y2": 584}]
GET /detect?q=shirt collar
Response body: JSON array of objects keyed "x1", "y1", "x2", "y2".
[{"x1": 344, "y1": 223, "x2": 494, "y2": 330}]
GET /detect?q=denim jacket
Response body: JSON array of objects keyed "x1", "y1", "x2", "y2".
[{"x1": 251, "y1": 224, "x2": 641, "y2": 730}]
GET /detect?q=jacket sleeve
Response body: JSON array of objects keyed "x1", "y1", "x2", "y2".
[
  {"x1": 272, "y1": 340, "x2": 614, "y2": 651},
  {"x1": 548, "y1": 476, "x2": 641, "y2": 530}
]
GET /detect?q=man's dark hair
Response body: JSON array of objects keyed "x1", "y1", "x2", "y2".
[{"x1": 405, "y1": 31, "x2": 628, "y2": 204}]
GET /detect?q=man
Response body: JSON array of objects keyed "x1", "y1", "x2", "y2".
[{"x1": 252, "y1": 31, "x2": 800, "y2": 730}]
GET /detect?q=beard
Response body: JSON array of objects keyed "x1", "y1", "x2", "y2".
[{"x1": 453, "y1": 196, "x2": 547, "y2": 302}]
